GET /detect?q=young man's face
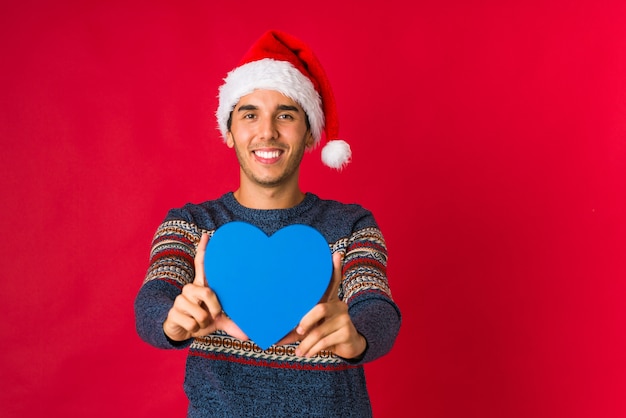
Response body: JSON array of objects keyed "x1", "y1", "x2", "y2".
[{"x1": 227, "y1": 89, "x2": 314, "y2": 189}]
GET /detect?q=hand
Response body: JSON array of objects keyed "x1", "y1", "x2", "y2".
[
  {"x1": 162, "y1": 233, "x2": 249, "y2": 342},
  {"x1": 291, "y1": 252, "x2": 367, "y2": 359}
]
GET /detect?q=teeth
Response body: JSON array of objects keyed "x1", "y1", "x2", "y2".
[{"x1": 255, "y1": 150, "x2": 280, "y2": 159}]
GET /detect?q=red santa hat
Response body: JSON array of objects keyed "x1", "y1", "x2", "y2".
[{"x1": 216, "y1": 30, "x2": 351, "y2": 170}]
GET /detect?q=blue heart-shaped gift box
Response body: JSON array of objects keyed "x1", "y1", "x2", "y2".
[{"x1": 204, "y1": 221, "x2": 332, "y2": 350}]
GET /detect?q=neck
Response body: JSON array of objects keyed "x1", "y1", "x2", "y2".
[{"x1": 233, "y1": 184, "x2": 306, "y2": 210}]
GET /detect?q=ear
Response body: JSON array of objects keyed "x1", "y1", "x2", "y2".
[
  {"x1": 226, "y1": 132, "x2": 234, "y2": 148},
  {"x1": 305, "y1": 131, "x2": 315, "y2": 149}
]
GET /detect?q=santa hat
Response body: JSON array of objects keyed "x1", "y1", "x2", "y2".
[{"x1": 216, "y1": 30, "x2": 351, "y2": 170}]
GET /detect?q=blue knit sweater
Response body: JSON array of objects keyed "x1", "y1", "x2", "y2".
[{"x1": 134, "y1": 192, "x2": 401, "y2": 417}]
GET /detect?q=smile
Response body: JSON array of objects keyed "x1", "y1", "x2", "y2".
[{"x1": 253, "y1": 150, "x2": 282, "y2": 159}]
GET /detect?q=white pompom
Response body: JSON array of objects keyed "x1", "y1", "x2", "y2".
[{"x1": 321, "y1": 140, "x2": 352, "y2": 170}]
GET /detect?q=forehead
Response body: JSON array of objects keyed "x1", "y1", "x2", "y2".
[{"x1": 236, "y1": 89, "x2": 303, "y2": 110}]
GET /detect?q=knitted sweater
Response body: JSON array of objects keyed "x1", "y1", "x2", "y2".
[{"x1": 134, "y1": 192, "x2": 401, "y2": 417}]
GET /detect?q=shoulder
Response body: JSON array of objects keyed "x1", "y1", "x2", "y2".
[
  {"x1": 312, "y1": 195, "x2": 375, "y2": 222},
  {"x1": 163, "y1": 193, "x2": 235, "y2": 231},
  {"x1": 307, "y1": 194, "x2": 380, "y2": 239}
]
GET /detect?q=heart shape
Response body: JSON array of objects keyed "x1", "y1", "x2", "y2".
[{"x1": 204, "y1": 221, "x2": 332, "y2": 350}]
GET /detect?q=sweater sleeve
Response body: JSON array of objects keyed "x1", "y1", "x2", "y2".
[
  {"x1": 349, "y1": 298, "x2": 401, "y2": 363},
  {"x1": 341, "y1": 225, "x2": 402, "y2": 364},
  {"x1": 134, "y1": 280, "x2": 193, "y2": 349},
  {"x1": 134, "y1": 217, "x2": 202, "y2": 349}
]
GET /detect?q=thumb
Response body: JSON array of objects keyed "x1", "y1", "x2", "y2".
[
  {"x1": 322, "y1": 251, "x2": 343, "y2": 302},
  {"x1": 193, "y1": 233, "x2": 209, "y2": 287}
]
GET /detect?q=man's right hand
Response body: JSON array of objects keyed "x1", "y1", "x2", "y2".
[{"x1": 163, "y1": 233, "x2": 249, "y2": 342}]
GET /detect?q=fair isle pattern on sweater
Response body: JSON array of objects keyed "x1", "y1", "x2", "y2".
[
  {"x1": 145, "y1": 221, "x2": 392, "y2": 302},
  {"x1": 144, "y1": 219, "x2": 391, "y2": 368},
  {"x1": 135, "y1": 192, "x2": 401, "y2": 417},
  {"x1": 189, "y1": 333, "x2": 354, "y2": 369}
]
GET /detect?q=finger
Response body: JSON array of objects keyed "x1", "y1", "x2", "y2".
[
  {"x1": 298, "y1": 332, "x2": 337, "y2": 358},
  {"x1": 295, "y1": 315, "x2": 345, "y2": 357},
  {"x1": 181, "y1": 284, "x2": 222, "y2": 325},
  {"x1": 296, "y1": 295, "x2": 345, "y2": 338},
  {"x1": 164, "y1": 294, "x2": 213, "y2": 340},
  {"x1": 214, "y1": 314, "x2": 250, "y2": 341},
  {"x1": 295, "y1": 253, "x2": 343, "y2": 336},
  {"x1": 180, "y1": 287, "x2": 220, "y2": 324},
  {"x1": 322, "y1": 251, "x2": 343, "y2": 302},
  {"x1": 296, "y1": 308, "x2": 359, "y2": 358},
  {"x1": 193, "y1": 233, "x2": 209, "y2": 286}
]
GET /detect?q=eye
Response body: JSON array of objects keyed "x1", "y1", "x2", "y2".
[
  {"x1": 277, "y1": 113, "x2": 295, "y2": 120},
  {"x1": 243, "y1": 113, "x2": 256, "y2": 119}
]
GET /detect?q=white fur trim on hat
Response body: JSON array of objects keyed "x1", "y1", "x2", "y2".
[
  {"x1": 321, "y1": 139, "x2": 351, "y2": 170},
  {"x1": 216, "y1": 58, "x2": 324, "y2": 145}
]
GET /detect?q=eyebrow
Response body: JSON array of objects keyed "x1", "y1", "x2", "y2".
[
  {"x1": 236, "y1": 104, "x2": 258, "y2": 112},
  {"x1": 236, "y1": 104, "x2": 301, "y2": 112},
  {"x1": 277, "y1": 104, "x2": 300, "y2": 112}
]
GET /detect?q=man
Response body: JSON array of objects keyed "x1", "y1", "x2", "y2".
[{"x1": 134, "y1": 30, "x2": 401, "y2": 417}]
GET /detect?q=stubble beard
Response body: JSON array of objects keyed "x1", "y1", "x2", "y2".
[{"x1": 234, "y1": 140, "x2": 307, "y2": 188}]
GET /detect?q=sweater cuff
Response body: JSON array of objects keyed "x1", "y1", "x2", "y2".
[
  {"x1": 348, "y1": 298, "x2": 401, "y2": 364},
  {"x1": 165, "y1": 332, "x2": 194, "y2": 348},
  {"x1": 338, "y1": 337, "x2": 369, "y2": 364}
]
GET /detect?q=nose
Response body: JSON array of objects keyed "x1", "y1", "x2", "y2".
[{"x1": 257, "y1": 115, "x2": 278, "y2": 141}]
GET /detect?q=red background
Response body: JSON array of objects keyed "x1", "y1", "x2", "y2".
[{"x1": 1, "y1": 1, "x2": 625, "y2": 417}]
